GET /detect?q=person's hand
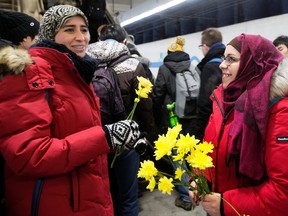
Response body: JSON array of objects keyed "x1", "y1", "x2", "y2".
[
  {"x1": 189, "y1": 180, "x2": 200, "y2": 207},
  {"x1": 104, "y1": 120, "x2": 140, "y2": 149},
  {"x1": 201, "y1": 193, "x2": 221, "y2": 216},
  {"x1": 134, "y1": 137, "x2": 148, "y2": 155}
]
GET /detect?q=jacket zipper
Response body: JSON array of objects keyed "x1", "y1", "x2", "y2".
[{"x1": 212, "y1": 91, "x2": 225, "y2": 191}]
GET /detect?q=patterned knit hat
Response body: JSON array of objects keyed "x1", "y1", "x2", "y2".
[
  {"x1": 168, "y1": 36, "x2": 185, "y2": 52},
  {"x1": 0, "y1": 10, "x2": 39, "y2": 45},
  {"x1": 39, "y1": 5, "x2": 88, "y2": 41}
]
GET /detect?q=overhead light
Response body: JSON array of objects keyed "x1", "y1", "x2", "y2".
[{"x1": 120, "y1": 0, "x2": 186, "y2": 27}]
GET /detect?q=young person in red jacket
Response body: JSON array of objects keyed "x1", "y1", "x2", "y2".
[
  {"x1": 189, "y1": 34, "x2": 288, "y2": 215},
  {"x1": 0, "y1": 5, "x2": 141, "y2": 216}
]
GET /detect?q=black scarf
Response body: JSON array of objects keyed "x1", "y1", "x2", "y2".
[{"x1": 32, "y1": 40, "x2": 99, "y2": 84}]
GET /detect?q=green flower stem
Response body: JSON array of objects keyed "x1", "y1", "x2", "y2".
[
  {"x1": 158, "y1": 171, "x2": 174, "y2": 178},
  {"x1": 111, "y1": 98, "x2": 140, "y2": 168},
  {"x1": 147, "y1": 141, "x2": 154, "y2": 150},
  {"x1": 110, "y1": 98, "x2": 140, "y2": 168},
  {"x1": 221, "y1": 197, "x2": 241, "y2": 216},
  {"x1": 110, "y1": 146, "x2": 125, "y2": 168},
  {"x1": 167, "y1": 155, "x2": 174, "y2": 165},
  {"x1": 127, "y1": 100, "x2": 139, "y2": 120}
]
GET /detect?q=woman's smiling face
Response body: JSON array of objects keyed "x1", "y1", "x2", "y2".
[
  {"x1": 54, "y1": 16, "x2": 89, "y2": 57},
  {"x1": 219, "y1": 45, "x2": 241, "y2": 89}
]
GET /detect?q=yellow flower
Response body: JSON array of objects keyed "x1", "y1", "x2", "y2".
[
  {"x1": 186, "y1": 149, "x2": 214, "y2": 170},
  {"x1": 135, "y1": 76, "x2": 153, "y2": 98},
  {"x1": 147, "y1": 177, "x2": 156, "y2": 192},
  {"x1": 158, "y1": 176, "x2": 174, "y2": 195},
  {"x1": 172, "y1": 152, "x2": 185, "y2": 161},
  {"x1": 166, "y1": 124, "x2": 182, "y2": 140},
  {"x1": 197, "y1": 141, "x2": 214, "y2": 154},
  {"x1": 175, "y1": 134, "x2": 199, "y2": 157},
  {"x1": 154, "y1": 135, "x2": 175, "y2": 160},
  {"x1": 138, "y1": 160, "x2": 158, "y2": 181},
  {"x1": 137, "y1": 123, "x2": 242, "y2": 216},
  {"x1": 135, "y1": 88, "x2": 149, "y2": 98},
  {"x1": 137, "y1": 76, "x2": 153, "y2": 90},
  {"x1": 175, "y1": 168, "x2": 184, "y2": 181}
]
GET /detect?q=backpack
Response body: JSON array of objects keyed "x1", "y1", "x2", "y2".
[
  {"x1": 92, "y1": 56, "x2": 129, "y2": 125},
  {"x1": 174, "y1": 67, "x2": 201, "y2": 119}
]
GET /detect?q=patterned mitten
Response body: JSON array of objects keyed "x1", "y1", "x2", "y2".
[{"x1": 104, "y1": 120, "x2": 140, "y2": 149}]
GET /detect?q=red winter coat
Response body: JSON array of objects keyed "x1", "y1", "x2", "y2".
[
  {"x1": 0, "y1": 46, "x2": 113, "y2": 216},
  {"x1": 204, "y1": 85, "x2": 288, "y2": 215}
]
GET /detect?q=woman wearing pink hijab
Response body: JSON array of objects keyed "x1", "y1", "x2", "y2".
[{"x1": 190, "y1": 34, "x2": 288, "y2": 215}]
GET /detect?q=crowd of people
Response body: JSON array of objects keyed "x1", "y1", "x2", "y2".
[{"x1": 1, "y1": 3, "x2": 288, "y2": 216}]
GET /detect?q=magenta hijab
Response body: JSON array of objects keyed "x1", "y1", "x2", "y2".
[{"x1": 222, "y1": 34, "x2": 283, "y2": 181}]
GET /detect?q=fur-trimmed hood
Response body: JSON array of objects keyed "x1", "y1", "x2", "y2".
[
  {"x1": 0, "y1": 46, "x2": 33, "y2": 79},
  {"x1": 270, "y1": 57, "x2": 288, "y2": 100}
]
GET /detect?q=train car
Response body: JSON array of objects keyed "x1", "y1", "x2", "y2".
[{"x1": 136, "y1": 13, "x2": 288, "y2": 78}]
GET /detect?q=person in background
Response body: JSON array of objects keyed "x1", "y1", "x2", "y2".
[
  {"x1": 193, "y1": 27, "x2": 225, "y2": 141},
  {"x1": 125, "y1": 35, "x2": 157, "y2": 180},
  {"x1": 0, "y1": 5, "x2": 141, "y2": 216},
  {"x1": 0, "y1": 10, "x2": 40, "y2": 50},
  {"x1": 189, "y1": 34, "x2": 288, "y2": 215},
  {"x1": 80, "y1": 0, "x2": 106, "y2": 43},
  {"x1": 87, "y1": 24, "x2": 154, "y2": 216},
  {"x1": 273, "y1": 35, "x2": 288, "y2": 57},
  {"x1": 126, "y1": 35, "x2": 155, "y2": 84},
  {"x1": 0, "y1": 38, "x2": 33, "y2": 216},
  {"x1": 152, "y1": 36, "x2": 194, "y2": 211}
]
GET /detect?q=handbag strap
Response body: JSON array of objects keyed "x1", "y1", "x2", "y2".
[
  {"x1": 31, "y1": 179, "x2": 44, "y2": 216},
  {"x1": 31, "y1": 89, "x2": 50, "y2": 215}
]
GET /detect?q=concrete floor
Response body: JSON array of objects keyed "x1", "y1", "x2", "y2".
[{"x1": 138, "y1": 189, "x2": 206, "y2": 216}]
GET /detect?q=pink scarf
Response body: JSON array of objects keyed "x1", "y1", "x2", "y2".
[{"x1": 222, "y1": 34, "x2": 283, "y2": 180}]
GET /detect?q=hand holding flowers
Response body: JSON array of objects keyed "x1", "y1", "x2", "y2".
[
  {"x1": 138, "y1": 124, "x2": 214, "y2": 196},
  {"x1": 138, "y1": 124, "x2": 248, "y2": 216},
  {"x1": 110, "y1": 76, "x2": 153, "y2": 168}
]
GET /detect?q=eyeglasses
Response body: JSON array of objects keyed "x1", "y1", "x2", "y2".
[
  {"x1": 198, "y1": 44, "x2": 204, "y2": 48},
  {"x1": 221, "y1": 56, "x2": 240, "y2": 66}
]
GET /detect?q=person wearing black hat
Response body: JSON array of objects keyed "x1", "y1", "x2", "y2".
[
  {"x1": 0, "y1": 35, "x2": 33, "y2": 215},
  {"x1": 0, "y1": 10, "x2": 39, "y2": 49}
]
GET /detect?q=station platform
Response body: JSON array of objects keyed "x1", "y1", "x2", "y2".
[{"x1": 138, "y1": 189, "x2": 206, "y2": 216}]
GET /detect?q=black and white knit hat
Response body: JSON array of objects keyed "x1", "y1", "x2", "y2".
[
  {"x1": 39, "y1": 5, "x2": 88, "y2": 41},
  {"x1": 0, "y1": 10, "x2": 39, "y2": 45}
]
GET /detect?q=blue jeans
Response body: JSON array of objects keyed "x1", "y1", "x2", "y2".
[
  {"x1": 108, "y1": 149, "x2": 140, "y2": 216},
  {"x1": 172, "y1": 151, "x2": 190, "y2": 202}
]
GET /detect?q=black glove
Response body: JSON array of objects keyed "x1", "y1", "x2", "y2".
[
  {"x1": 104, "y1": 120, "x2": 141, "y2": 149},
  {"x1": 134, "y1": 137, "x2": 149, "y2": 156}
]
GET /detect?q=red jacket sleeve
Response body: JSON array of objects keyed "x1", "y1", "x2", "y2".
[{"x1": 0, "y1": 72, "x2": 110, "y2": 179}]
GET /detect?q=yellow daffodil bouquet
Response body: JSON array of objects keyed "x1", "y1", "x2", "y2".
[
  {"x1": 138, "y1": 124, "x2": 249, "y2": 216},
  {"x1": 111, "y1": 76, "x2": 153, "y2": 168},
  {"x1": 138, "y1": 124, "x2": 214, "y2": 197}
]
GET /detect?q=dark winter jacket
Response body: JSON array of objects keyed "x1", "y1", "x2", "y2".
[
  {"x1": 0, "y1": 43, "x2": 113, "y2": 216},
  {"x1": 194, "y1": 42, "x2": 225, "y2": 140},
  {"x1": 152, "y1": 51, "x2": 192, "y2": 130},
  {"x1": 203, "y1": 59, "x2": 288, "y2": 215},
  {"x1": 87, "y1": 39, "x2": 154, "y2": 134}
]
